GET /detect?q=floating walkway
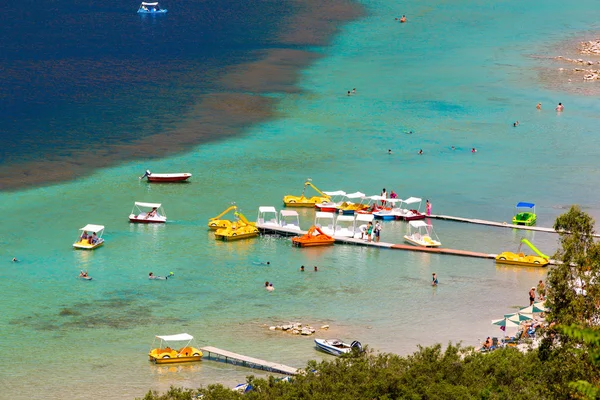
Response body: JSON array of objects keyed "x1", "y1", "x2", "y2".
[
  {"x1": 200, "y1": 346, "x2": 299, "y2": 375},
  {"x1": 257, "y1": 224, "x2": 496, "y2": 260},
  {"x1": 429, "y1": 214, "x2": 600, "y2": 238}
]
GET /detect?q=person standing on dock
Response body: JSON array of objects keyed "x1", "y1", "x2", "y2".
[
  {"x1": 529, "y1": 287, "x2": 536, "y2": 305},
  {"x1": 366, "y1": 222, "x2": 373, "y2": 242},
  {"x1": 374, "y1": 221, "x2": 382, "y2": 242},
  {"x1": 381, "y1": 188, "x2": 387, "y2": 205},
  {"x1": 426, "y1": 200, "x2": 432, "y2": 216}
]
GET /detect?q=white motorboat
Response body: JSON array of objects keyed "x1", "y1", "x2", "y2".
[
  {"x1": 333, "y1": 215, "x2": 355, "y2": 237},
  {"x1": 73, "y1": 224, "x2": 105, "y2": 250},
  {"x1": 353, "y1": 213, "x2": 374, "y2": 238},
  {"x1": 279, "y1": 210, "x2": 301, "y2": 231},
  {"x1": 129, "y1": 202, "x2": 167, "y2": 223},
  {"x1": 257, "y1": 206, "x2": 279, "y2": 227},
  {"x1": 397, "y1": 197, "x2": 425, "y2": 221},
  {"x1": 315, "y1": 190, "x2": 347, "y2": 212},
  {"x1": 314, "y1": 338, "x2": 362, "y2": 356},
  {"x1": 314, "y1": 211, "x2": 336, "y2": 236},
  {"x1": 404, "y1": 220, "x2": 441, "y2": 247}
]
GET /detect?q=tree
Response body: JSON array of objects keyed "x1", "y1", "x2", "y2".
[{"x1": 547, "y1": 205, "x2": 600, "y2": 326}]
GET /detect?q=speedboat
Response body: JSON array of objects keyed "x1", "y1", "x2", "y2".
[
  {"x1": 315, "y1": 190, "x2": 346, "y2": 212},
  {"x1": 496, "y1": 238, "x2": 549, "y2": 267},
  {"x1": 314, "y1": 211, "x2": 335, "y2": 236},
  {"x1": 292, "y1": 226, "x2": 335, "y2": 247},
  {"x1": 214, "y1": 211, "x2": 259, "y2": 241},
  {"x1": 148, "y1": 333, "x2": 202, "y2": 364},
  {"x1": 374, "y1": 198, "x2": 403, "y2": 220},
  {"x1": 314, "y1": 339, "x2": 362, "y2": 356},
  {"x1": 257, "y1": 206, "x2": 279, "y2": 227},
  {"x1": 336, "y1": 192, "x2": 367, "y2": 215},
  {"x1": 404, "y1": 220, "x2": 441, "y2": 247},
  {"x1": 73, "y1": 224, "x2": 105, "y2": 250},
  {"x1": 283, "y1": 179, "x2": 330, "y2": 207},
  {"x1": 333, "y1": 215, "x2": 355, "y2": 237},
  {"x1": 137, "y1": 2, "x2": 167, "y2": 14},
  {"x1": 397, "y1": 197, "x2": 425, "y2": 221},
  {"x1": 279, "y1": 210, "x2": 301, "y2": 231},
  {"x1": 139, "y1": 170, "x2": 191, "y2": 183},
  {"x1": 129, "y1": 202, "x2": 167, "y2": 223},
  {"x1": 512, "y1": 202, "x2": 536, "y2": 226}
]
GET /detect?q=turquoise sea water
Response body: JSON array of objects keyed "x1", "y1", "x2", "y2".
[{"x1": 2, "y1": 0, "x2": 600, "y2": 398}]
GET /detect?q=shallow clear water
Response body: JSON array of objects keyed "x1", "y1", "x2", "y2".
[{"x1": 2, "y1": 0, "x2": 600, "y2": 398}]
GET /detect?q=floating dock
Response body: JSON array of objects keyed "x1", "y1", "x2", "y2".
[
  {"x1": 257, "y1": 224, "x2": 496, "y2": 260},
  {"x1": 200, "y1": 346, "x2": 299, "y2": 375},
  {"x1": 429, "y1": 214, "x2": 600, "y2": 238}
]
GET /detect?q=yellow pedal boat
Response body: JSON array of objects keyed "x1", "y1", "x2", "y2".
[
  {"x1": 214, "y1": 211, "x2": 259, "y2": 241},
  {"x1": 495, "y1": 238, "x2": 549, "y2": 267},
  {"x1": 283, "y1": 180, "x2": 330, "y2": 207},
  {"x1": 148, "y1": 333, "x2": 202, "y2": 364},
  {"x1": 208, "y1": 204, "x2": 256, "y2": 230},
  {"x1": 73, "y1": 224, "x2": 105, "y2": 250}
]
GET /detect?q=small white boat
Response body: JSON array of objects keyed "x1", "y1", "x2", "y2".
[
  {"x1": 140, "y1": 170, "x2": 191, "y2": 182},
  {"x1": 315, "y1": 190, "x2": 347, "y2": 212},
  {"x1": 279, "y1": 210, "x2": 301, "y2": 231},
  {"x1": 73, "y1": 224, "x2": 105, "y2": 250},
  {"x1": 333, "y1": 215, "x2": 355, "y2": 237},
  {"x1": 314, "y1": 338, "x2": 362, "y2": 356},
  {"x1": 397, "y1": 197, "x2": 426, "y2": 221},
  {"x1": 314, "y1": 211, "x2": 336, "y2": 236},
  {"x1": 404, "y1": 220, "x2": 441, "y2": 247},
  {"x1": 129, "y1": 202, "x2": 167, "y2": 223}
]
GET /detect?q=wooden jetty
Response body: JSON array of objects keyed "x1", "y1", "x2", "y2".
[
  {"x1": 429, "y1": 214, "x2": 600, "y2": 238},
  {"x1": 200, "y1": 346, "x2": 299, "y2": 375}
]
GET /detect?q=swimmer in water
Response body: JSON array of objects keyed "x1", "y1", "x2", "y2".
[
  {"x1": 536, "y1": 103, "x2": 541, "y2": 110},
  {"x1": 513, "y1": 121, "x2": 519, "y2": 127},
  {"x1": 451, "y1": 146, "x2": 455, "y2": 151},
  {"x1": 12, "y1": 257, "x2": 18, "y2": 262},
  {"x1": 472, "y1": 148, "x2": 477, "y2": 153},
  {"x1": 314, "y1": 266, "x2": 318, "y2": 272},
  {"x1": 300, "y1": 265, "x2": 305, "y2": 272},
  {"x1": 388, "y1": 149, "x2": 392, "y2": 154},
  {"x1": 556, "y1": 102, "x2": 564, "y2": 112},
  {"x1": 400, "y1": 15, "x2": 406, "y2": 23},
  {"x1": 418, "y1": 149, "x2": 423, "y2": 155}
]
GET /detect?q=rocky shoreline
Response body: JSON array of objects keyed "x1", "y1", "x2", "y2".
[{"x1": 553, "y1": 39, "x2": 600, "y2": 81}]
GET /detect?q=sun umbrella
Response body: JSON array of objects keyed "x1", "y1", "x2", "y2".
[
  {"x1": 504, "y1": 312, "x2": 533, "y2": 323},
  {"x1": 520, "y1": 302, "x2": 546, "y2": 314},
  {"x1": 491, "y1": 317, "x2": 521, "y2": 336}
]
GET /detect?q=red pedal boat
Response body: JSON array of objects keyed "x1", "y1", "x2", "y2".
[{"x1": 140, "y1": 170, "x2": 192, "y2": 183}]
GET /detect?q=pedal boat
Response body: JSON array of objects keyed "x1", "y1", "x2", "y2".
[
  {"x1": 140, "y1": 170, "x2": 191, "y2": 182},
  {"x1": 208, "y1": 204, "x2": 256, "y2": 230},
  {"x1": 315, "y1": 190, "x2": 347, "y2": 212},
  {"x1": 129, "y1": 202, "x2": 167, "y2": 223},
  {"x1": 292, "y1": 226, "x2": 335, "y2": 247},
  {"x1": 314, "y1": 211, "x2": 336, "y2": 236},
  {"x1": 214, "y1": 211, "x2": 259, "y2": 241},
  {"x1": 397, "y1": 197, "x2": 426, "y2": 221},
  {"x1": 404, "y1": 220, "x2": 441, "y2": 247},
  {"x1": 148, "y1": 333, "x2": 202, "y2": 364},
  {"x1": 279, "y1": 210, "x2": 301, "y2": 231},
  {"x1": 354, "y1": 213, "x2": 375, "y2": 238},
  {"x1": 137, "y1": 2, "x2": 167, "y2": 14},
  {"x1": 373, "y1": 198, "x2": 403, "y2": 220},
  {"x1": 512, "y1": 202, "x2": 536, "y2": 226},
  {"x1": 496, "y1": 238, "x2": 549, "y2": 267},
  {"x1": 73, "y1": 224, "x2": 105, "y2": 250},
  {"x1": 355, "y1": 195, "x2": 389, "y2": 215},
  {"x1": 314, "y1": 339, "x2": 362, "y2": 356},
  {"x1": 257, "y1": 206, "x2": 279, "y2": 227},
  {"x1": 283, "y1": 180, "x2": 330, "y2": 207},
  {"x1": 336, "y1": 192, "x2": 367, "y2": 215},
  {"x1": 333, "y1": 215, "x2": 356, "y2": 237}
]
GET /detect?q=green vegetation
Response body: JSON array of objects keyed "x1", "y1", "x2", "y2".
[{"x1": 139, "y1": 206, "x2": 600, "y2": 400}]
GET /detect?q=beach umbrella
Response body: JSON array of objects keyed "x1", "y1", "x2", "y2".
[
  {"x1": 504, "y1": 312, "x2": 533, "y2": 323},
  {"x1": 520, "y1": 302, "x2": 546, "y2": 314},
  {"x1": 492, "y1": 317, "x2": 521, "y2": 336}
]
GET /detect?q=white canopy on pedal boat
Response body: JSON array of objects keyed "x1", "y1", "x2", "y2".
[
  {"x1": 323, "y1": 190, "x2": 346, "y2": 196},
  {"x1": 135, "y1": 201, "x2": 162, "y2": 208},
  {"x1": 279, "y1": 210, "x2": 300, "y2": 230},
  {"x1": 156, "y1": 333, "x2": 194, "y2": 341},
  {"x1": 79, "y1": 224, "x2": 104, "y2": 232}
]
